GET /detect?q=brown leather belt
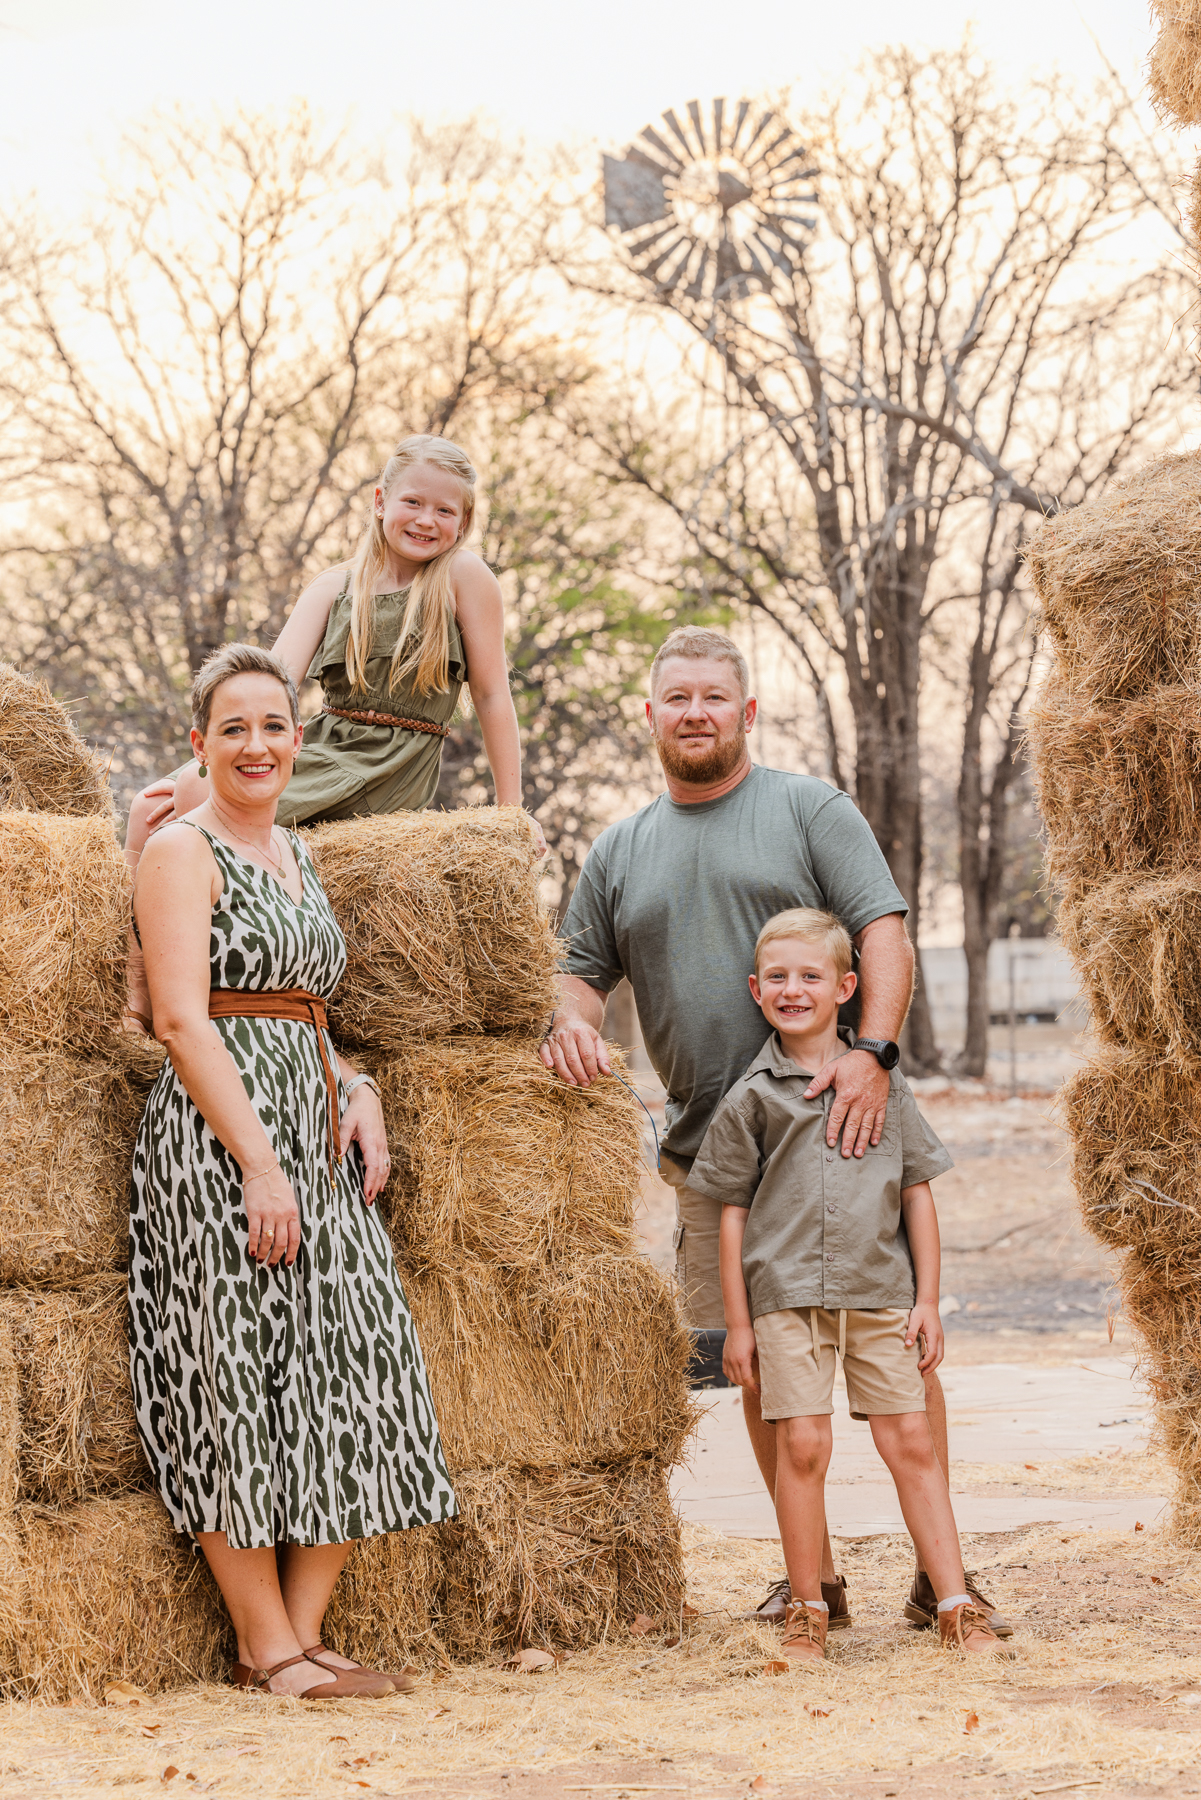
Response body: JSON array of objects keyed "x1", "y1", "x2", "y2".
[
  {"x1": 208, "y1": 987, "x2": 341, "y2": 1177},
  {"x1": 322, "y1": 703, "x2": 450, "y2": 739}
]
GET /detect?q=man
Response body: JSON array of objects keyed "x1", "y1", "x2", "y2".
[{"x1": 540, "y1": 626, "x2": 1009, "y2": 1636}]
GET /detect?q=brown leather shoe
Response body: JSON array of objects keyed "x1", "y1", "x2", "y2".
[
  {"x1": 749, "y1": 1575, "x2": 791, "y2": 1623},
  {"x1": 231, "y1": 1653, "x2": 393, "y2": 1698},
  {"x1": 904, "y1": 1568, "x2": 1013, "y2": 1638},
  {"x1": 303, "y1": 1643, "x2": 417, "y2": 1695},
  {"x1": 822, "y1": 1574, "x2": 851, "y2": 1632},
  {"x1": 780, "y1": 1600, "x2": 827, "y2": 1666},
  {"x1": 938, "y1": 1602, "x2": 1015, "y2": 1660}
]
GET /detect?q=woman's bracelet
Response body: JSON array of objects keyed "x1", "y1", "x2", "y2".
[
  {"x1": 343, "y1": 1074, "x2": 381, "y2": 1101},
  {"x1": 243, "y1": 1161, "x2": 279, "y2": 1186}
]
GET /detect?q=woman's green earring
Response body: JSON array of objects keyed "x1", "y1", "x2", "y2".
[{"x1": 198, "y1": 762, "x2": 208, "y2": 780}]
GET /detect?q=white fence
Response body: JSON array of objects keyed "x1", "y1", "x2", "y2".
[{"x1": 921, "y1": 939, "x2": 1084, "y2": 1044}]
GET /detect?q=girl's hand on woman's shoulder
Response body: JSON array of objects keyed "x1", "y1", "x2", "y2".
[{"x1": 339, "y1": 1085, "x2": 391, "y2": 1205}]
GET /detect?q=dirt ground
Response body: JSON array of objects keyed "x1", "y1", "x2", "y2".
[{"x1": 1, "y1": 1029, "x2": 1188, "y2": 1799}]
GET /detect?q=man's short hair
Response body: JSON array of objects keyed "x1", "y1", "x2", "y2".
[
  {"x1": 649, "y1": 627, "x2": 750, "y2": 704},
  {"x1": 754, "y1": 908, "x2": 854, "y2": 980}
]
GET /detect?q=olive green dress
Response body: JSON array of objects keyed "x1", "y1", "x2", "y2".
[{"x1": 176, "y1": 585, "x2": 467, "y2": 826}]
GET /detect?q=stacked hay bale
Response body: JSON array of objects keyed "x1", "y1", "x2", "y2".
[
  {"x1": 309, "y1": 813, "x2": 694, "y2": 1669},
  {"x1": 1148, "y1": 2, "x2": 1201, "y2": 247},
  {"x1": 1027, "y1": 448, "x2": 1201, "y2": 1543},
  {"x1": 0, "y1": 668, "x2": 691, "y2": 1694}
]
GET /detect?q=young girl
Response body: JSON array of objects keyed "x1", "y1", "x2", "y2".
[{"x1": 125, "y1": 434, "x2": 541, "y2": 1026}]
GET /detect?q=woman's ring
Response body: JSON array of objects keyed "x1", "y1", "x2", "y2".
[{"x1": 263, "y1": 1228, "x2": 275, "y2": 1240}]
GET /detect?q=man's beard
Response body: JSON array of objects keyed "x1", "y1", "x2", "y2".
[{"x1": 653, "y1": 725, "x2": 748, "y2": 786}]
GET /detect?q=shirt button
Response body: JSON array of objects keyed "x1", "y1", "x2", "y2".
[
  {"x1": 825, "y1": 1153, "x2": 834, "y2": 1163},
  {"x1": 826, "y1": 1253, "x2": 834, "y2": 1262},
  {"x1": 827, "y1": 1205, "x2": 835, "y2": 1214}
]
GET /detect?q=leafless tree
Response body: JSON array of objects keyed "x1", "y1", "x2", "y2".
[
  {"x1": 566, "y1": 45, "x2": 1194, "y2": 1072},
  {"x1": 1, "y1": 107, "x2": 572, "y2": 802}
]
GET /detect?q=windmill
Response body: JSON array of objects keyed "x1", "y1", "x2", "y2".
[{"x1": 602, "y1": 98, "x2": 819, "y2": 307}]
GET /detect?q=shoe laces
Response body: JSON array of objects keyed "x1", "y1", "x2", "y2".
[
  {"x1": 758, "y1": 1576, "x2": 791, "y2": 1610},
  {"x1": 782, "y1": 1602, "x2": 821, "y2": 1646},
  {"x1": 946, "y1": 1602, "x2": 995, "y2": 1646}
]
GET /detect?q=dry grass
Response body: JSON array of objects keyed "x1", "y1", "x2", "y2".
[
  {"x1": 0, "y1": 1044, "x2": 160, "y2": 1287},
  {"x1": 0, "y1": 1519, "x2": 1196, "y2": 1796},
  {"x1": 1059, "y1": 869, "x2": 1201, "y2": 1060},
  {"x1": 0, "y1": 812, "x2": 146, "y2": 1057},
  {"x1": 1027, "y1": 678, "x2": 1201, "y2": 899},
  {"x1": 1149, "y1": 0, "x2": 1201, "y2": 127},
  {"x1": 1025, "y1": 447, "x2": 1201, "y2": 701},
  {"x1": 305, "y1": 808, "x2": 559, "y2": 1048},
  {"x1": 0, "y1": 1275, "x2": 149, "y2": 1507},
  {"x1": 376, "y1": 1037, "x2": 644, "y2": 1273},
  {"x1": 0, "y1": 665, "x2": 112, "y2": 819},
  {"x1": 410, "y1": 1256, "x2": 697, "y2": 1472}
]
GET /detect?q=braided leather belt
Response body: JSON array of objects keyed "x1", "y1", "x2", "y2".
[
  {"x1": 322, "y1": 704, "x2": 450, "y2": 739},
  {"x1": 208, "y1": 987, "x2": 341, "y2": 1178}
]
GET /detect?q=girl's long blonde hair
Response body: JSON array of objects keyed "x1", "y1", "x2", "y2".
[{"x1": 345, "y1": 435, "x2": 477, "y2": 696}]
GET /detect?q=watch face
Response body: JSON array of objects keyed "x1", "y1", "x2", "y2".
[{"x1": 879, "y1": 1041, "x2": 901, "y2": 1071}]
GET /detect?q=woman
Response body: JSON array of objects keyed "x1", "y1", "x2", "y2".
[
  {"x1": 130, "y1": 641, "x2": 455, "y2": 1699},
  {"x1": 124, "y1": 434, "x2": 543, "y2": 1025}
]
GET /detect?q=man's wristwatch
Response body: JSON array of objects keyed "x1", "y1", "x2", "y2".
[{"x1": 855, "y1": 1038, "x2": 901, "y2": 1071}]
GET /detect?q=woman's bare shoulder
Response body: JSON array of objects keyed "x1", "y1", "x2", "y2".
[{"x1": 136, "y1": 818, "x2": 219, "y2": 879}]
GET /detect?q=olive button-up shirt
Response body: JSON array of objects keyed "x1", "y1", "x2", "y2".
[{"x1": 688, "y1": 1031, "x2": 953, "y2": 1319}]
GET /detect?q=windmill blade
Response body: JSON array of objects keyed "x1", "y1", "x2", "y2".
[
  {"x1": 739, "y1": 109, "x2": 778, "y2": 162},
  {"x1": 712, "y1": 98, "x2": 726, "y2": 152},
  {"x1": 687, "y1": 100, "x2": 708, "y2": 154},
  {"x1": 661, "y1": 109, "x2": 696, "y2": 159},
  {"x1": 727, "y1": 100, "x2": 753, "y2": 154},
  {"x1": 638, "y1": 125, "x2": 684, "y2": 173}
]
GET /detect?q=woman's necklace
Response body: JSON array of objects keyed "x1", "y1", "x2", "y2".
[{"x1": 206, "y1": 797, "x2": 286, "y2": 883}]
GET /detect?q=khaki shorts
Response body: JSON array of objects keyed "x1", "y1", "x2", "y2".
[
  {"x1": 755, "y1": 1306, "x2": 926, "y2": 1422},
  {"x1": 661, "y1": 1155, "x2": 725, "y2": 1330}
]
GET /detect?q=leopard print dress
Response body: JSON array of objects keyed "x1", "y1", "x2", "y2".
[{"x1": 128, "y1": 822, "x2": 455, "y2": 1550}]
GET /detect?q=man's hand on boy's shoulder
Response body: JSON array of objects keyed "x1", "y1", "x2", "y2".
[
  {"x1": 906, "y1": 1300, "x2": 944, "y2": 1373},
  {"x1": 804, "y1": 1048, "x2": 891, "y2": 1158},
  {"x1": 723, "y1": 1323, "x2": 760, "y2": 1394}
]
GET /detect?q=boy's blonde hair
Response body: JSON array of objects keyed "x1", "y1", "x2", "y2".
[{"x1": 754, "y1": 908, "x2": 854, "y2": 980}]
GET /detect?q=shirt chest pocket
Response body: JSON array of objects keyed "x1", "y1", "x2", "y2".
[{"x1": 862, "y1": 1094, "x2": 899, "y2": 1157}]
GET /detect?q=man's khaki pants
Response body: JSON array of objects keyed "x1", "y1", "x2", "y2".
[{"x1": 661, "y1": 1154, "x2": 726, "y2": 1330}]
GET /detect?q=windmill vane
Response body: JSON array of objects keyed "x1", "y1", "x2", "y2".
[{"x1": 603, "y1": 97, "x2": 818, "y2": 301}]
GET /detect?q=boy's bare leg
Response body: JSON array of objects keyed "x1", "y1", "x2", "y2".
[
  {"x1": 914, "y1": 1369, "x2": 949, "y2": 1575},
  {"x1": 773, "y1": 1414, "x2": 834, "y2": 1604},
  {"x1": 743, "y1": 1385, "x2": 838, "y2": 1583},
  {"x1": 870, "y1": 1412, "x2": 962, "y2": 1596}
]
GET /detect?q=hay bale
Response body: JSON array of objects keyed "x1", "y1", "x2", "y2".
[
  {"x1": 0, "y1": 666, "x2": 112, "y2": 819},
  {"x1": 410, "y1": 1254, "x2": 696, "y2": 1471},
  {"x1": 0, "y1": 1044, "x2": 159, "y2": 1288},
  {"x1": 0, "y1": 812, "x2": 141, "y2": 1056},
  {"x1": 0, "y1": 1276, "x2": 149, "y2": 1505},
  {"x1": 1149, "y1": 1, "x2": 1201, "y2": 128},
  {"x1": 1028, "y1": 681, "x2": 1201, "y2": 898},
  {"x1": 0, "y1": 1320, "x2": 18, "y2": 1513},
  {"x1": 1061, "y1": 1045, "x2": 1201, "y2": 1262},
  {"x1": 305, "y1": 808, "x2": 559, "y2": 1047},
  {"x1": 1026, "y1": 449, "x2": 1201, "y2": 702},
  {"x1": 1059, "y1": 870, "x2": 1201, "y2": 1062},
  {"x1": 1115, "y1": 1250, "x2": 1201, "y2": 1544},
  {"x1": 0, "y1": 1493, "x2": 231, "y2": 1701},
  {"x1": 327, "y1": 1456, "x2": 684, "y2": 1664},
  {"x1": 375, "y1": 1037, "x2": 643, "y2": 1271}
]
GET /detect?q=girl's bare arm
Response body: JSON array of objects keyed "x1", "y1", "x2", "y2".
[
  {"x1": 452, "y1": 553, "x2": 524, "y2": 810},
  {"x1": 271, "y1": 566, "x2": 348, "y2": 686}
]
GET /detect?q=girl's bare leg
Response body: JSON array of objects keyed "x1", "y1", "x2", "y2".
[
  {"x1": 195, "y1": 1532, "x2": 337, "y2": 1696},
  {"x1": 277, "y1": 1541, "x2": 357, "y2": 1665}
]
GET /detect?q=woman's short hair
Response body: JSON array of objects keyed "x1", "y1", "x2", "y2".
[
  {"x1": 191, "y1": 643, "x2": 300, "y2": 736},
  {"x1": 649, "y1": 627, "x2": 750, "y2": 704},
  {"x1": 754, "y1": 907, "x2": 854, "y2": 980}
]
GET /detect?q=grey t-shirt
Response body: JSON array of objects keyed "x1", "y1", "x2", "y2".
[{"x1": 559, "y1": 765, "x2": 908, "y2": 1163}]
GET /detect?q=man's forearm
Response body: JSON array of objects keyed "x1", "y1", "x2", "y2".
[
  {"x1": 854, "y1": 913, "x2": 914, "y2": 1040},
  {"x1": 555, "y1": 973, "x2": 608, "y2": 1031}
]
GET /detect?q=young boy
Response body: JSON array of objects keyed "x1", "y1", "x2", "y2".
[{"x1": 688, "y1": 907, "x2": 1011, "y2": 1667}]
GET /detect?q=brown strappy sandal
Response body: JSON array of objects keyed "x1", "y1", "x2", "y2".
[
  {"x1": 231, "y1": 1653, "x2": 392, "y2": 1698},
  {"x1": 303, "y1": 1644, "x2": 417, "y2": 1695}
]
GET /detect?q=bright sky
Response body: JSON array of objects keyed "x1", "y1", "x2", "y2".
[{"x1": 0, "y1": 0, "x2": 1155, "y2": 209}]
